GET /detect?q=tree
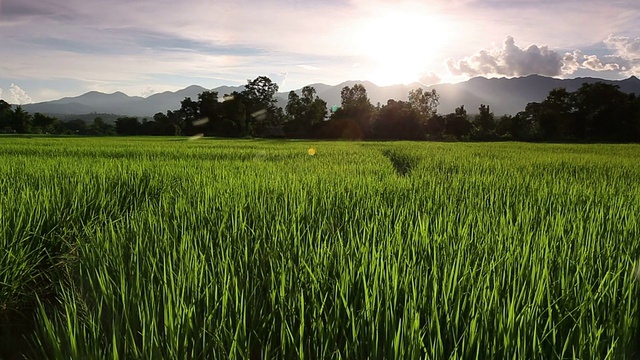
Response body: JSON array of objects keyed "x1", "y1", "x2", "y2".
[
  {"x1": 444, "y1": 106, "x2": 472, "y2": 140},
  {"x1": 372, "y1": 99, "x2": 423, "y2": 140},
  {"x1": 326, "y1": 84, "x2": 374, "y2": 139},
  {"x1": 32, "y1": 113, "x2": 58, "y2": 133},
  {"x1": 571, "y1": 82, "x2": 638, "y2": 141},
  {"x1": 472, "y1": 104, "x2": 496, "y2": 140},
  {"x1": 89, "y1": 117, "x2": 115, "y2": 135},
  {"x1": 425, "y1": 114, "x2": 446, "y2": 139},
  {"x1": 284, "y1": 86, "x2": 327, "y2": 137},
  {"x1": 62, "y1": 119, "x2": 88, "y2": 135},
  {"x1": 219, "y1": 92, "x2": 249, "y2": 137},
  {"x1": 0, "y1": 100, "x2": 13, "y2": 132},
  {"x1": 9, "y1": 106, "x2": 31, "y2": 133},
  {"x1": 408, "y1": 88, "x2": 439, "y2": 125},
  {"x1": 241, "y1": 76, "x2": 283, "y2": 136},
  {"x1": 179, "y1": 97, "x2": 199, "y2": 135},
  {"x1": 115, "y1": 116, "x2": 141, "y2": 135}
]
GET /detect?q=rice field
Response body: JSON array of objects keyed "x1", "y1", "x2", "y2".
[{"x1": 1, "y1": 136, "x2": 639, "y2": 359}]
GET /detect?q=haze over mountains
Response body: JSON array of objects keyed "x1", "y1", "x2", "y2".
[{"x1": 21, "y1": 75, "x2": 640, "y2": 119}]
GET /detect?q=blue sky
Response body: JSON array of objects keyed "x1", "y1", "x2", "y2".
[{"x1": 1, "y1": 0, "x2": 639, "y2": 103}]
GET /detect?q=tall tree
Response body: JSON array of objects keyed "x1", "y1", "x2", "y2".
[
  {"x1": 9, "y1": 106, "x2": 31, "y2": 133},
  {"x1": 241, "y1": 76, "x2": 283, "y2": 136},
  {"x1": 444, "y1": 106, "x2": 472, "y2": 140},
  {"x1": 472, "y1": 104, "x2": 496, "y2": 140},
  {"x1": 328, "y1": 83, "x2": 374, "y2": 139},
  {"x1": 285, "y1": 86, "x2": 327, "y2": 137},
  {"x1": 408, "y1": 88, "x2": 439, "y2": 125}
]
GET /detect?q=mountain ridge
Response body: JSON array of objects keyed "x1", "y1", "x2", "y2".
[{"x1": 20, "y1": 75, "x2": 640, "y2": 118}]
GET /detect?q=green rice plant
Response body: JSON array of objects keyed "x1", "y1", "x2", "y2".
[{"x1": 0, "y1": 137, "x2": 638, "y2": 359}]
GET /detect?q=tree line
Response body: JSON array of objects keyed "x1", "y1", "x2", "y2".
[{"x1": 2, "y1": 76, "x2": 640, "y2": 142}]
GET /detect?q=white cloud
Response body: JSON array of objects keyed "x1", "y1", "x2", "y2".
[
  {"x1": 418, "y1": 72, "x2": 441, "y2": 86},
  {"x1": 561, "y1": 36, "x2": 640, "y2": 75},
  {"x1": 604, "y1": 35, "x2": 640, "y2": 60},
  {"x1": 9, "y1": 83, "x2": 33, "y2": 104},
  {"x1": 449, "y1": 35, "x2": 640, "y2": 78},
  {"x1": 0, "y1": 88, "x2": 3, "y2": 101},
  {"x1": 447, "y1": 36, "x2": 565, "y2": 77},
  {"x1": 269, "y1": 72, "x2": 288, "y2": 89}
]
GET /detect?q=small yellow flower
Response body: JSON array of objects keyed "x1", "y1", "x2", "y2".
[{"x1": 308, "y1": 148, "x2": 316, "y2": 156}]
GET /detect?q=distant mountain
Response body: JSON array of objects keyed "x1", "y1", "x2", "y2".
[
  {"x1": 431, "y1": 75, "x2": 640, "y2": 115},
  {"x1": 23, "y1": 84, "x2": 244, "y2": 119},
  {"x1": 22, "y1": 75, "x2": 640, "y2": 119}
]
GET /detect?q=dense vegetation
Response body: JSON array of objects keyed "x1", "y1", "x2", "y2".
[
  {"x1": 1, "y1": 137, "x2": 639, "y2": 359},
  {"x1": 2, "y1": 76, "x2": 640, "y2": 142}
]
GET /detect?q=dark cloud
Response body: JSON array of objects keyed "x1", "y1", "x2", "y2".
[
  {"x1": 447, "y1": 36, "x2": 564, "y2": 77},
  {"x1": 0, "y1": 0, "x2": 73, "y2": 20}
]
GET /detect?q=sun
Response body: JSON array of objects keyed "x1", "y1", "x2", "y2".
[{"x1": 355, "y1": 10, "x2": 451, "y2": 86}]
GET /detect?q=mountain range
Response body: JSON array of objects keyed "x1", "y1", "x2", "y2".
[{"x1": 21, "y1": 75, "x2": 640, "y2": 120}]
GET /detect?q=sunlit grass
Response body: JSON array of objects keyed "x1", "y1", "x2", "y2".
[{"x1": 0, "y1": 137, "x2": 639, "y2": 359}]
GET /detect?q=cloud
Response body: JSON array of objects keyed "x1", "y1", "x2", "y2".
[
  {"x1": 604, "y1": 35, "x2": 640, "y2": 59},
  {"x1": 269, "y1": 72, "x2": 288, "y2": 88},
  {"x1": 9, "y1": 83, "x2": 33, "y2": 104},
  {"x1": 448, "y1": 35, "x2": 640, "y2": 78},
  {"x1": 298, "y1": 64, "x2": 320, "y2": 71},
  {"x1": 0, "y1": 88, "x2": 3, "y2": 101},
  {"x1": 418, "y1": 72, "x2": 441, "y2": 86},
  {"x1": 140, "y1": 87, "x2": 155, "y2": 97},
  {"x1": 447, "y1": 36, "x2": 565, "y2": 77},
  {"x1": 561, "y1": 36, "x2": 640, "y2": 75}
]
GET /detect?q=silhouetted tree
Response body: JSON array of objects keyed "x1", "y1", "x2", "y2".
[
  {"x1": 284, "y1": 86, "x2": 327, "y2": 137},
  {"x1": 9, "y1": 106, "x2": 31, "y2": 133},
  {"x1": 425, "y1": 114, "x2": 446, "y2": 139},
  {"x1": 32, "y1": 113, "x2": 58, "y2": 133},
  {"x1": 324, "y1": 84, "x2": 374, "y2": 139},
  {"x1": 63, "y1": 119, "x2": 88, "y2": 135},
  {"x1": 89, "y1": 117, "x2": 115, "y2": 135},
  {"x1": 572, "y1": 82, "x2": 639, "y2": 141},
  {"x1": 219, "y1": 92, "x2": 249, "y2": 137},
  {"x1": 115, "y1": 116, "x2": 141, "y2": 135},
  {"x1": 241, "y1": 76, "x2": 283, "y2": 136},
  {"x1": 372, "y1": 99, "x2": 424, "y2": 139},
  {"x1": 444, "y1": 106, "x2": 472, "y2": 140},
  {"x1": 472, "y1": 104, "x2": 496, "y2": 140}
]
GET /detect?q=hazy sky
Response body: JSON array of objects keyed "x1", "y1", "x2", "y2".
[{"x1": 1, "y1": 0, "x2": 639, "y2": 103}]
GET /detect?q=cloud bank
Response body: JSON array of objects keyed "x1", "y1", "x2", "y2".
[{"x1": 448, "y1": 35, "x2": 640, "y2": 78}]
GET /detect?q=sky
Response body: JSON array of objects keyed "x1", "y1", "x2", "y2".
[{"x1": 1, "y1": 0, "x2": 639, "y2": 104}]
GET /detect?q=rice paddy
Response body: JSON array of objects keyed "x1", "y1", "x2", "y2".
[{"x1": 1, "y1": 136, "x2": 639, "y2": 359}]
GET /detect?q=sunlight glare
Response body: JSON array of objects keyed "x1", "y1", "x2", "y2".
[{"x1": 356, "y1": 10, "x2": 451, "y2": 86}]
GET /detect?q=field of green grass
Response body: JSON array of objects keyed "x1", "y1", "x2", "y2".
[{"x1": 1, "y1": 136, "x2": 639, "y2": 359}]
